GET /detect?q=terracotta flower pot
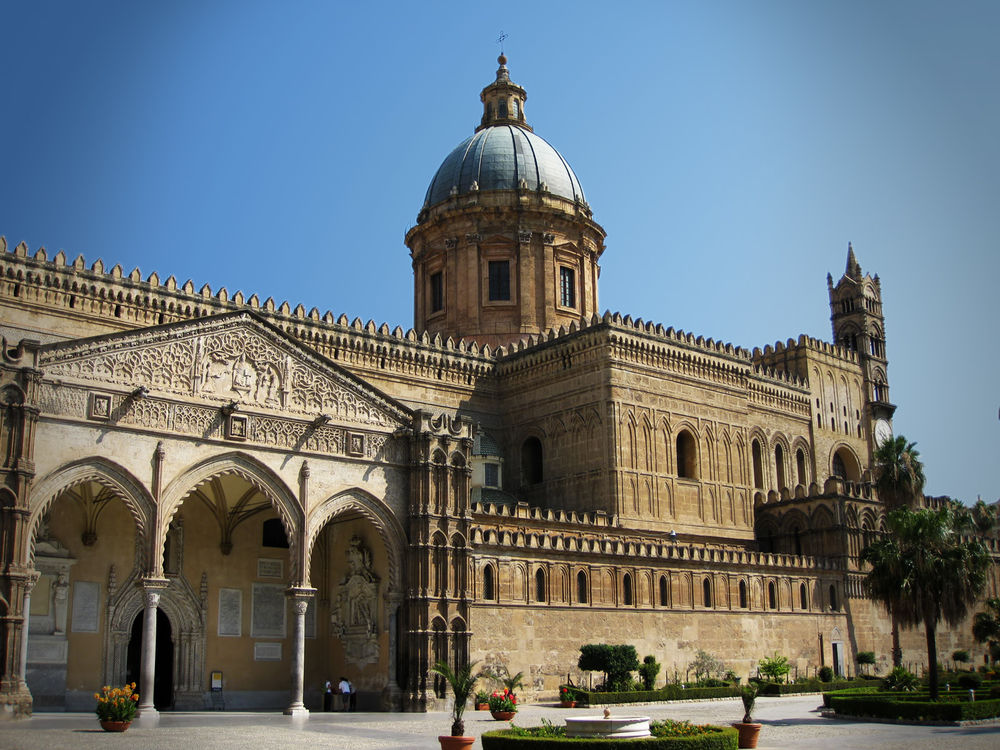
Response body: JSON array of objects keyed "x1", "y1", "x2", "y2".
[
  {"x1": 732, "y1": 722, "x2": 762, "y2": 749},
  {"x1": 476, "y1": 702, "x2": 489, "y2": 710},
  {"x1": 491, "y1": 710, "x2": 516, "y2": 721},
  {"x1": 559, "y1": 700, "x2": 576, "y2": 708},
  {"x1": 438, "y1": 736, "x2": 475, "y2": 750},
  {"x1": 100, "y1": 720, "x2": 132, "y2": 732}
]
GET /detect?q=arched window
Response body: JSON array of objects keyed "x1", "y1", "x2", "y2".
[
  {"x1": 738, "y1": 580, "x2": 748, "y2": 609},
  {"x1": 702, "y1": 577, "x2": 712, "y2": 608},
  {"x1": 829, "y1": 584, "x2": 839, "y2": 612},
  {"x1": 658, "y1": 576, "x2": 669, "y2": 607},
  {"x1": 796, "y1": 449, "x2": 807, "y2": 486},
  {"x1": 522, "y1": 437, "x2": 543, "y2": 484},
  {"x1": 774, "y1": 444, "x2": 786, "y2": 490},
  {"x1": 483, "y1": 565, "x2": 495, "y2": 601},
  {"x1": 676, "y1": 430, "x2": 697, "y2": 479},
  {"x1": 577, "y1": 570, "x2": 588, "y2": 604},
  {"x1": 261, "y1": 518, "x2": 289, "y2": 548},
  {"x1": 799, "y1": 582, "x2": 808, "y2": 610},
  {"x1": 535, "y1": 568, "x2": 546, "y2": 603},
  {"x1": 832, "y1": 451, "x2": 847, "y2": 479},
  {"x1": 623, "y1": 573, "x2": 633, "y2": 606},
  {"x1": 751, "y1": 439, "x2": 764, "y2": 489},
  {"x1": 768, "y1": 581, "x2": 777, "y2": 609},
  {"x1": 792, "y1": 527, "x2": 802, "y2": 556}
]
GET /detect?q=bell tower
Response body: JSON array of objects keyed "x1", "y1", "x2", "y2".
[
  {"x1": 828, "y1": 243, "x2": 895, "y2": 444},
  {"x1": 406, "y1": 56, "x2": 606, "y2": 348}
]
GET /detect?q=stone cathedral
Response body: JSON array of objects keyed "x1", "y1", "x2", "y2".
[{"x1": 1, "y1": 56, "x2": 997, "y2": 719}]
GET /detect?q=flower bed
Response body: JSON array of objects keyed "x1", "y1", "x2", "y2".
[
  {"x1": 571, "y1": 685, "x2": 742, "y2": 706},
  {"x1": 482, "y1": 720, "x2": 736, "y2": 749}
]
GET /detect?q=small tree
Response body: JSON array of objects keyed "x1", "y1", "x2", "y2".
[
  {"x1": 688, "y1": 650, "x2": 725, "y2": 682},
  {"x1": 857, "y1": 651, "x2": 876, "y2": 675},
  {"x1": 637, "y1": 655, "x2": 661, "y2": 691},
  {"x1": 430, "y1": 659, "x2": 481, "y2": 737},
  {"x1": 973, "y1": 597, "x2": 1000, "y2": 662},
  {"x1": 952, "y1": 649, "x2": 970, "y2": 668},
  {"x1": 757, "y1": 653, "x2": 790, "y2": 683},
  {"x1": 578, "y1": 644, "x2": 639, "y2": 691}
]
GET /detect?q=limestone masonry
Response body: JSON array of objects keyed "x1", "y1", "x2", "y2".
[{"x1": 1, "y1": 56, "x2": 997, "y2": 719}]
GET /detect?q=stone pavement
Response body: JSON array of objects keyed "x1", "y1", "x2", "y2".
[{"x1": 1, "y1": 694, "x2": 999, "y2": 749}]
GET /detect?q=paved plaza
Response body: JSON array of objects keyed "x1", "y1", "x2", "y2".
[{"x1": 2, "y1": 694, "x2": 1000, "y2": 749}]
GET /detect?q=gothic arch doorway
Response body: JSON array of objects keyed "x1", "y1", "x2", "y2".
[{"x1": 127, "y1": 609, "x2": 174, "y2": 709}]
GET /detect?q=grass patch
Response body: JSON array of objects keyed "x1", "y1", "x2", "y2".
[{"x1": 481, "y1": 720, "x2": 737, "y2": 749}]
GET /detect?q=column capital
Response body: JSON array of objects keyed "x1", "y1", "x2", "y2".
[
  {"x1": 139, "y1": 576, "x2": 170, "y2": 591},
  {"x1": 285, "y1": 586, "x2": 316, "y2": 602}
]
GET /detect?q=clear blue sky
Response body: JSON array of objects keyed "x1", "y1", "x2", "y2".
[{"x1": 2, "y1": 1, "x2": 997, "y2": 503}]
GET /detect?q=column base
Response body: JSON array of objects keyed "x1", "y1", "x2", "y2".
[
  {"x1": 0, "y1": 684, "x2": 33, "y2": 721},
  {"x1": 135, "y1": 705, "x2": 160, "y2": 727},
  {"x1": 283, "y1": 704, "x2": 309, "y2": 718}
]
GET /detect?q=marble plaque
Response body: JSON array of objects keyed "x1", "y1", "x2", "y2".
[
  {"x1": 218, "y1": 588, "x2": 242, "y2": 637},
  {"x1": 70, "y1": 581, "x2": 99, "y2": 632},
  {"x1": 257, "y1": 558, "x2": 283, "y2": 579},
  {"x1": 27, "y1": 637, "x2": 68, "y2": 664},
  {"x1": 251, "y1": 583, "x2": 286, "y2": 638},
  {"x1": 305, "y1": 598, "x2": 316, "y2": 639},
  {"x1": 254, "y1": 642, "x2": 282, "y2": 661}
]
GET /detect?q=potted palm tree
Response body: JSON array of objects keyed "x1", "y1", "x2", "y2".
[
  {"x1": 732, "y1": 684, "x2": 761, "y2": 748},
  {"x1": 430, "y1": 659, "x2": 480, "y2": 750}
]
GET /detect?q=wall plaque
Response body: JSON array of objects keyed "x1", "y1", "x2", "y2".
[
  {"x1": 70, "y1": 581, "x2": 100, "y2": 633},
  {"x1": 254, "y1": 642, "x2": 282, "y2": 661},
  {"x1": 218, "y1": 588, "x2": 242, "y2": 637},
  {"x1": 257, "y1": 558, "x2": 283, "y2": 579},
  {"x1": 251, "y1": 583, "x2": 286, "y2": 638}
]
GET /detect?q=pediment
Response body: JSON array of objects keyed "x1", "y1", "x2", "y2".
[{"x1": 38, "y1": 311, "x2": 411, "y2": 429}]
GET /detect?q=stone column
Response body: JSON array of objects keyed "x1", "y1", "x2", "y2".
[
  {"x1": 381, "y1": 593, "x2": 403, "y2": 710},
  {"x1": 136, "y1": 578, "x2": 169, "y2": 723},
  {"x1": 18, "y1": 573, "x2": 38, "y2": 682},
  {"x1": 283, "y1": 587, "x2": 315, "y2": 717}
]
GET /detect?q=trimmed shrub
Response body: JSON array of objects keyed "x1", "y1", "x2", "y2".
[
  {"x1": 639, "y1": 655, "x2": 662, "y2": 691},
  {"x1": 827, "y1": 695, "x2": 1000, "y2": 721},
  {"x1": 481, "y1": 725, "x2": 738, "y2": 750},
  {"x1": 818, "y1": 666, "x2": 834, "y2": 683},
  {"x1": 884, "y1": 666, "x2": 919, "y2": 691},
  {"x1": 958, "y1": 673, "x2": 983, "y2": 690},
  {"x1": 757, "y1": 653, "x2": 790, "y2": 683},
  {"x1": 579, "y1": 644, "x2": 640, "y2": 692}
]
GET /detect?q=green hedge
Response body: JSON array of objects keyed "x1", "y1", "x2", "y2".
[
  {"x1": 574, "y1": 685, "x2": 742, "y2": 705},
  {"x1": 756, "y1": 678, "x2": 871, "y2": 696},
  {"x1": 827, "y1": 695, "x2": 1000, "y2": 721},
  {"x1": 481, "y1": 728, "x2": 737, "y2": 750}
]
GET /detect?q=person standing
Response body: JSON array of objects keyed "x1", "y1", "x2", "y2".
[
  {"x1": 323, "y1": 679, "x2": 333, "y2": 712},
  {"x1": 338, "y1": 676, "x2": 351, "y2": 711}
]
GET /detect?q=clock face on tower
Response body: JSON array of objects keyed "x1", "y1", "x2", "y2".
[{"x1": 874, "y1": 419, "x2": 892, "y2": 446}]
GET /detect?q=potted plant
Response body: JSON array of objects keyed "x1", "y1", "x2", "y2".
[
  {"x1": 475, "y1": 689, "x2": 490, "y2": 710},
  {"x1": 94, "y1": 682, "x2": 139, "y2": 732},
  {"x1": 430, "y1": 659, "x2": 480, "y2": 750},
  {"x1": 732, "y1": 684, "x2": 761, "y2": 749},
  {"x1": 559, "y1": 685, "x2": 577, "y2": 708},
  {"x1": 488, "y1": 687, "x2": 518, "y2": 720}
]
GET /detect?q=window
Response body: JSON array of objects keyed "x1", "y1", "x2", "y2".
[
  {"x1": 738, "y1": 580, "x2": 748, "y2": 609},
  {"x1": 535, "y1": 568, "x2": 546, "y2": 602},
  {"x1": 559, "y1": 266, "x2": 576, "y2": 308},
  {"x1": 430, "y1": 271, "x2": 443, "y2": 313},
  {"x1": 799, "y1": 583, "x2": 808, "y2": 610},
  {"x1": 623, "y1": 573, "x2": 633, "y2": 606},
  {"x1": 832, "y1": 452, "x2": 847, "y2": 479},
  {"x1": 483, "y1": 565, "x2": 495, "y2": 601},
  {"x1": 488, "y1": 260, "x2": 510, "y2": 301},
  {"x1": 484, "y1": 462, "x2": 499, "y2": 488},
  {"x1": 659, "y1": 576, "x2": 669, "y2": 607},
  {"x1": 262, "y1": 518, "x2": 289, "y2": 548},
  {"x1": 703, "y1": 577, "x2": 712, "y2": 608},
  {"x1": 829, "y1": 584, "x2": 839, "y2": 612},
  {"x1": 498, "y1": 98, "x2": 507, "y2": 118},
  {"x1": 768, "y1": 581, "x2": 777, "y2": 610},
  {"x1": 751, "y1": 440, "x2": 764, "y2": 489},
  {"x1": 676, "y1": 430, "x2": 697, "y2": 479},
  {"x1": 796, "y1": 449, "x2": 807, "y2": 486},
  {"x1": 521, "y1": 437, "x2": 543, "y2": 484},
  {"x1": 774, "y1": 444, "x2": 786, "y2": 490},
  {"x1": 577, "y1": 570, "x2": 588, "y2": 604}
]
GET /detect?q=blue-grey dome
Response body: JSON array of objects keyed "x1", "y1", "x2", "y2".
[{"x1": 423, "y1": 125, "x2": 586, "y2": 209}]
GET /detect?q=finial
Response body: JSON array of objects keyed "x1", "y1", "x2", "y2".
[{"x1": 497, "y1": 30, "x2": 508, "y2": 54}]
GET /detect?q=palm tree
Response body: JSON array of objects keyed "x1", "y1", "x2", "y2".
[
  {"x1": 973, "y1": 597, "x2": 1000, "y2": 663},
  {"x1": 871, "y1": 434, "x2": 926, "y2": 666},
  {"x1": 862, "y1": 506, "x2": 991, "y2": 700},
  {"x1": 873, "y1": 436, "x2": 925, "y2": 509},
  {"x1": 430, "y1": 659, "x2": 481, "y2": 737}
]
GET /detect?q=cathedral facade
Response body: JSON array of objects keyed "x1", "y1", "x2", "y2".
[{"x1": 1, "y1": 57, "x2": 997, "y2": 719}]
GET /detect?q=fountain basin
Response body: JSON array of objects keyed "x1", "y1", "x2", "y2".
[{"x1": 565, "y1": 716, "x2": 651, "y2": 738}]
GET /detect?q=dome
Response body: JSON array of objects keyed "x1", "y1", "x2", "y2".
[{"x1": 423, "y1": 124, "x2": 586, "y2": 209}]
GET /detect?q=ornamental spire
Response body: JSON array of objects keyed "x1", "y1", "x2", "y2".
[{"x1": 477, "y1": 54, "x2": 532, "y2": 133}]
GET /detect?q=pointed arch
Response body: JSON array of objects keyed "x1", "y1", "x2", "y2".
[
  {"x1": 160, "y1": 452, "x2": 302, "y2": 581},
  {"x1": 28, "y1": 457, "x2": 155, "y2": 566}
]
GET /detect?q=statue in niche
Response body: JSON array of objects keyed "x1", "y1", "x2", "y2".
[
  {"x1": 52, "y1": 572, "x2": 69, "y2": 634},
  {"x1": 330, "y1": 536, "x2": 380, "y2": 666}
]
